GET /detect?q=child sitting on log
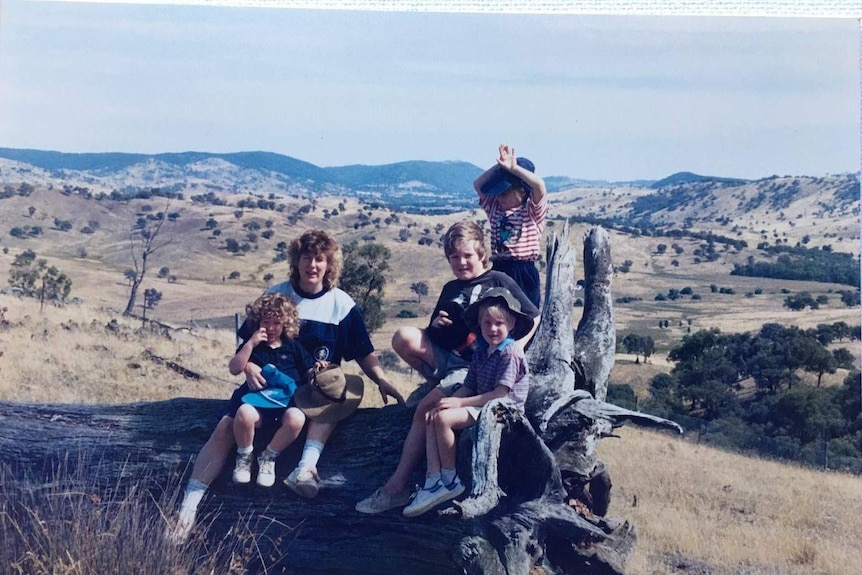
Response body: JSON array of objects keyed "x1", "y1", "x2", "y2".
[
  {"x1": 402, "y1": 287, "x2": 532, "y2": 517},
  {"x1": 227, "y1": 293, "x2": 324, "y2": 487},
  {"x1": 355, "y1": 221, "x2": 539, "y2": 515}
]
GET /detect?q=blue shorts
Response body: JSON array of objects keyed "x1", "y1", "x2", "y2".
[
  {"x1": 224, "y1": 384, "x2": 290, "y2": 427},
  {"x1": 421, "y1": 341, "x2": 469, "y2": 394}
]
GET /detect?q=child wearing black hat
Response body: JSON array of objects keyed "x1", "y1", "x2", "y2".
[
  {"x1": 401, "y1": 287, "x2": 531, "y2": 518},
  {"x1": 473, "y1": 144, "x2": 548, "y2": 308}
]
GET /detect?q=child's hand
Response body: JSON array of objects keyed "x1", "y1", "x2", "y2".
[
  {"x1": 244, "y1": 362, "x2": 267, "y2": 391},
  {"x1": 435, "y1": 396, "x2": 462, "y2": 411},
  {"x1": 432, "y1": 309, "x2": 453, "y2": 328},
  {"x1": 313, "y1": 360, "x2": 329, "y2": 372},
  {"x1": 497, "y1": 144, "x2": 517, "y2": 171},
  {"x1": 249, "y1": 327, "x2": 268, "y2": 346}
]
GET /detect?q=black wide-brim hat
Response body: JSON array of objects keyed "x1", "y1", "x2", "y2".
[
  {"x1": 463, "y1": 287, "x2": 534, "y2": 341},
  {"x1": 479, "y1": 157, "x2": 535, "y2": 197}
]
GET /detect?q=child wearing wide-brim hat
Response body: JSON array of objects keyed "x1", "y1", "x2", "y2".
[{"x1": 401, "y1": 287, "x2": 531, "y2": 518}]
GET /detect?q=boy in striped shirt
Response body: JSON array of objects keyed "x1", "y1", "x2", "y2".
[{"x1": 473, "y1": 144, "x2": 548, "y2": 308}]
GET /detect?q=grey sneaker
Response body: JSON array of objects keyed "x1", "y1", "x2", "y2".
[
  {"x1": 232, "y1": 452, "x2": 253, "y2": 484},
  {"x1": 402, "y1": 477, "x2": 465, "y2": 518},
  {"x1": 355, "y1": 486, "x2": 412, "y2": 514},
  {"x1": 256, "y1": 452, "x2": 276, "y2": 488}
]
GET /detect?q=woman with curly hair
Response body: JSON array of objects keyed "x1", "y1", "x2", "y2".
[{"x1": 170, "y1": 230, "x2": 403, "y2": 542}]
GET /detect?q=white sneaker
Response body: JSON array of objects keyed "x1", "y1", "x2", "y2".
[
  {"x1": 284, "y1": 467, "x2": 319, "y2": 498},
  {"x1": 232, "y1": 452, "x2": 253, "y2": 484},
  {"x1": 256, "y1": 453, "x2": 276, "y2": 488},
  {"x1": 402, "y1": 477, "x2": 465, "y2": 518},
  {"x1": 355, "y1": 486, "x2": 412, "y2": 514},
  {"x1": 165, "y1": 513, "x2": 195, "y2": 545}
]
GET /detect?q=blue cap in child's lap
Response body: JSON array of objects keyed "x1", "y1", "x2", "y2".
[{"x1": 241, "y1": 364, "x2": 297, "y2": 408}]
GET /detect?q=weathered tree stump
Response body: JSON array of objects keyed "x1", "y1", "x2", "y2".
[{"x1": 0, "y1": 225, "x2": 681, "y2": 574}]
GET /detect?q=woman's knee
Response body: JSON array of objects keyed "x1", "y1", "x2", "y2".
[{"x1": 211, "y1": 416, "x2": 236, "y2": 445}]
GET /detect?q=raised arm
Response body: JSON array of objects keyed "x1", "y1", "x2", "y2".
[
  {"x1": 473, "y1": 163, "x2": 500, "y2": 198},
  {"x1": 228, "y1": 327, "x2": 266, "y2": 375},
  {"x1": 497, "y1": 145, "x2": 547, "y2": 205}
]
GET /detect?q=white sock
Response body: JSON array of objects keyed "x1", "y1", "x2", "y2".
[
  {"x1": 263, "y1": 446, "x2": 279, "y2": 459},
  {"x1": 441, "y1": 468, "x2": 457, "y2": 486},
  {"x1": 424, "y1": 472, "x2": 441, "y2": 490},
  {"x1": 178, "y1": 479, "x2": 208, "y2": 524},
  {"x1": 297, "y1": 439, "x2": 324, "y2": 471},
  {"x1": 237, "y1": 445, "x2": 253, "y2": 456}
]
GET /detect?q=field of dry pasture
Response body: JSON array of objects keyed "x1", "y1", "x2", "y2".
[
  {"x1": 0, "y1": 178, "x2": 859, "y2": 574},
  {"x1": 0, "y1": 298, "x2": 860, "y2": 575}
]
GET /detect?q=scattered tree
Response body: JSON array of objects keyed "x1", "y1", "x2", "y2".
[
  {"x1": 123, "y1": 203, "x2": 174, "y2": 316},
  {"x1": 410, "y1": 281, "x2": 428, "y2": 303},
  {"x1": 7, "y1": 250, "x2": 72, "y2": 311},
  {"x1": 142, "y1": 288, "x2": 162, "y2": 321},
  {"x1": 784, "y1": 291, "x2": 818, "y2": 311},
  {"x1": 339, "y1": 242, "x2": 391, "y2": 332}
]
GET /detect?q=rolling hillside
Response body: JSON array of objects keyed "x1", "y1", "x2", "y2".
[{"x1": 0, "y1": 150, "x2": 859, "y2": 574}]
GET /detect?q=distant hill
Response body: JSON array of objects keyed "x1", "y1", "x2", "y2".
[
  {"x1": 0, "y1": 148, "x2": 657, "y2": 213},
  {"x1": 650, "y1": 171, "x2": 749, "y2": 189},
  {"x1": 0, "y1": 149, "x2": 494, "y2": 213},
  {"x1": 545, "y1": 175, "x2": 654, "y2": 192},
  {"x1": 0, "y1": 148, "x2": 856, "y2": 238}
]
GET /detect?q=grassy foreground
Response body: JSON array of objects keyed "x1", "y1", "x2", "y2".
[
  {"x1": 601, "y1": 427, "x2": 862, "y2": 575},
  {"x1": 0, "y1": 298, "x2": 860, "y2": 574}
]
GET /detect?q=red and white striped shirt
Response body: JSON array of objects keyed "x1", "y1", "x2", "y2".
[{"x1": 480, "y1": 193, "x2": 548, "y2": 262}]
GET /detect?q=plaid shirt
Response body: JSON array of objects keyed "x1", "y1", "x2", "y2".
[{"x1": 462, "y1": 338, "x2": 529, "y2": 412}]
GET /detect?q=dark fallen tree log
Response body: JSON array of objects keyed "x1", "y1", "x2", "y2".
[{"x1": 0, "y1": 224, "x2": 681, "y2": 575}]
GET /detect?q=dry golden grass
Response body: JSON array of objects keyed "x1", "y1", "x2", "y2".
[
  {"x1": 601, "y1": 427, "x2": 862, "y2": 575},
  {"x1": 1, "y1": 182, "x2": 859, "y2": 573},
  {"x1": 0, "y1": 296, "x2": 236, "y2": 403},
  {"x1": 0, "y1": 294, "x2": 420, "y2": 406},
  {"x1": 2, "y1": 295, "x2": 860, "y2": 575}
]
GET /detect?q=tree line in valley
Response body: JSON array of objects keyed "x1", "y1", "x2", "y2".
[
  {"x1": 612, "y1": 321, "x2": 861, "y2": 472},
  {"x1": 731, "y1": 244, "x2": 860, "y2": 287}
]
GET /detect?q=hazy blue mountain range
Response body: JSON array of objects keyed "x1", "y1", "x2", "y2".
[
  {"x1": 3, "y1": 147, "x2": 853, "y2": 223},
  {"x1": 0, "y1": 147, "x2": 654, "y2": 196}
]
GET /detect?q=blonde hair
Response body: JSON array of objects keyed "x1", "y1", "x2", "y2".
[
  {"x1": 442, "y1": 221, "x2": 489, "y2": 268},
  {"x1": 478, "y1": 303, "x2": 516, "y2": 332},
  {"x1": 246, "y1": 293, "x2": 300, "y2": 341},
  {"x1": 288, "y1": 229, "x2": 341, "y2": 290}
]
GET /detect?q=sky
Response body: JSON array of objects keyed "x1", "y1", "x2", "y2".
[{"x1": 0, "y1": 1, "x2": 858, "y2": 181}]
